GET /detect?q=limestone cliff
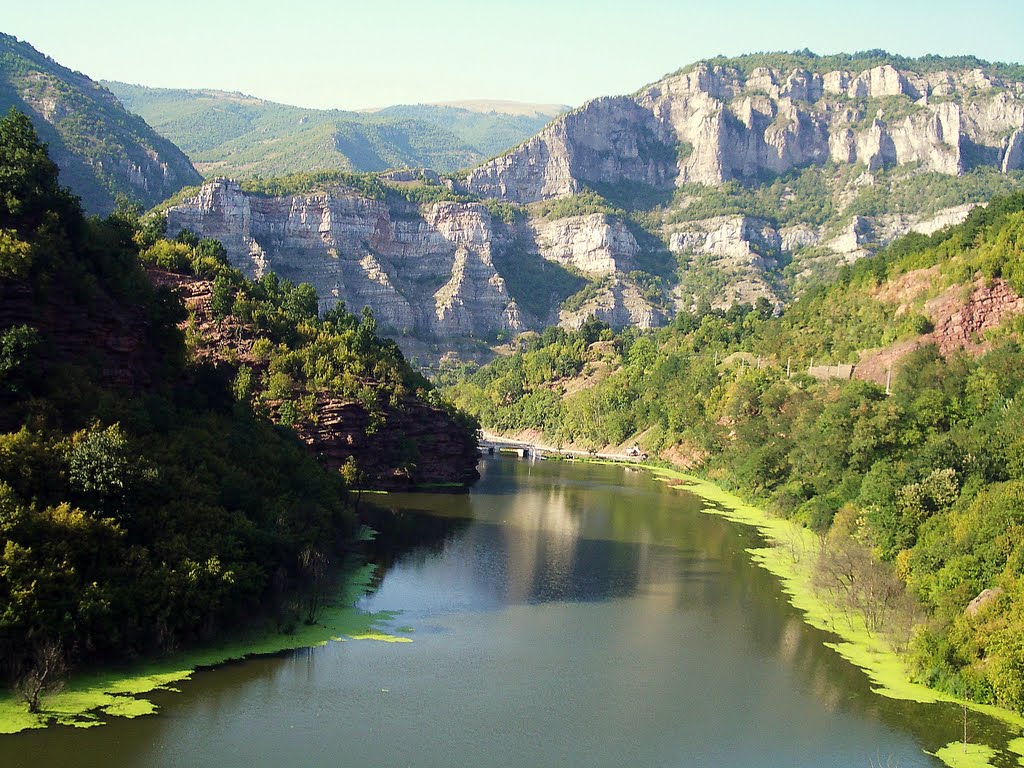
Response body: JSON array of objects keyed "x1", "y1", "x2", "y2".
[
  {"x1": 530, "y1": 214, "x2": 638, "y2": 276},
  {"x1": 167, "y1": 179, "x2": 526, "y2": 339},
  {"x1": 164, "y1": 56, "x2": 1024, "y2": 352},
  {"x1": 166, "y1": 180, "x2": 667, "y2": 348},
  {"x1": 465, "y1": 62, "x2": 1024, "y2": 201}
]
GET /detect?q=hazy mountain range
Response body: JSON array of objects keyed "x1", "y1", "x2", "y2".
[{"x1": 103, "y1": 80, "x2": 567, "y2": 178}]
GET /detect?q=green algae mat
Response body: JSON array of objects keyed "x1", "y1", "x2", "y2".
[
  {"x1": 0, "y1": 564, "x2": 409, "y2": 734},
  {"x1": 644, "y1": 465, "x2": 1024, "y2": 768}
]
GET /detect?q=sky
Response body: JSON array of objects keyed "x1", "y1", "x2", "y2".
[{"x1": 3, "y1": 0, "x2": 1024, "y2": 110}]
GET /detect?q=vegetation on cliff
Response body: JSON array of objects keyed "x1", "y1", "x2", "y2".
[
  {"x1": 0, "y1": 110, "x2": 473, "y2": 707},
  {"x1": 673, "y1": 49, "x2": 1024, "y2": 83},
  {"x1": 445, "y1": 194, "x2": 1024, "y2": 714},
  {"x1": 141, "y1": 226, "x2": 480, "y2": 488}
]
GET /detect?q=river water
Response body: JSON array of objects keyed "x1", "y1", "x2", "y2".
[{"x1": 0, "y1": 456, "x2": 1011, "y2": 767}]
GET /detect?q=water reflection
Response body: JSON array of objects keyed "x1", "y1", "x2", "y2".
[{"x1": 3, "y1": 456, "x2": 1010, "y2": 768}]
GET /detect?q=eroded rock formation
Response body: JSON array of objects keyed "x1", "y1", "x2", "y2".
[
  {"x1": 465, "y1": 63, "x2": 1024, "y2": 201},
  {"x1": 165, "y1": 60, "x2": 1024, "y2": 348},
  {"x1": 167, "y1": 180, "x2": 525, "y2": 339}
]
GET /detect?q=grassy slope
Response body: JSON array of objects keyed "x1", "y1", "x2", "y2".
[
  {"x1": 374, "y1": 103, "x2": 564, "y2": 159},
  {"x1": 104, "y1": 82, "x2": 562, "y2": 176},
  {"x1": 0, "y1": 565, "x2": 412, "y2": 734}
]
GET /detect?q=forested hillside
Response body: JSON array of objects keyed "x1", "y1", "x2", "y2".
[
  {"x1": 445, "y1": 195, "x2": 1024, "y2": 713},
  {"x1": 0, "y1": 109, "x2": 474, "y2": 705},
  {"x1": 104, "y1": 82, "x2": 565, "y2": 177},
  {"x1": 0, "y1": 34, "x2": 201, "y2": 214}
]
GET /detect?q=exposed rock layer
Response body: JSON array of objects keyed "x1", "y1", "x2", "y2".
[
  {"x1": 166, "y1": 61, "x2": 1024, "y2": 348},
  {"x1": 167, "y1": 180, "x2": 665, "y2": 344},
  {"x1": 465, "y1": 63, "x2": 1024, "y2": 202},
  {"x1": 154, "y1": 270, "x2": 480, "y2": 490}
]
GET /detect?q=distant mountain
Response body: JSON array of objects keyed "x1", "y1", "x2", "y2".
[
  {"x1": 163, "y1": 52, "x2": 1024, "y2": 363},
  {"x1": 103, "y1": 82, "x2": 567, "y2": 177},
  {"x1": 0, "y1": 33, "x2": 201, "y2": 215},
  {"x1": 370, "y1": 102, "x2": 566, "y2": 159}
]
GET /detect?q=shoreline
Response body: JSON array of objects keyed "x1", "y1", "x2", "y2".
[
  {"x1": 643, "y1": 465, "x2": 1024, "y2": 766},
  {"x1": 480, "y1": 431, "x2": 1024, "y2": 763},
  {"x1": 4, "y1": 448, "x2": 1022, "y2": 764},
  {"x1": 0, "y1": 565, "x2": 409, "y2": 735}
]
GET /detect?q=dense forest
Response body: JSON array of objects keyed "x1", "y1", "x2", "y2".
[
  {"x1": 445, "y1": 194, "x2": 1024, "y2": 713},
  {"x1": 671, "y1": 49, "x2": 1024, "y2": 82},
  {"x1": 0, "y1": 109, "x2": 470, "y2": 709}
]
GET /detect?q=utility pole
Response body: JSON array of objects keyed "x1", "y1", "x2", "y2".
[
  {"x1": 885, "y1": 364, "x2": 892, "y2": 396},
  {"x1": 963, "y1": 704, "x2": 968, "y2": 753},
  {"x1": 786, "y1": 357, "x2": 791, "y2": 378}
]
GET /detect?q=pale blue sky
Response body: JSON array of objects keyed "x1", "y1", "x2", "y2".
[{"x1": 3, "y1": 0, "x2": 1023, "y2": 110}]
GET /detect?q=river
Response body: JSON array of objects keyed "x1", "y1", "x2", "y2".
[{"x1": 0, "y1": 455, "x2": 1013, "y2": 767}]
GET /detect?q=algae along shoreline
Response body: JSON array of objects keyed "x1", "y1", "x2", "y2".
[
  {"x1": 644, "y1": 464, "x2": 1024, "y2": 767},
  {"x1": 0, "y1": 564, "x2": 410, "y2": 735}
]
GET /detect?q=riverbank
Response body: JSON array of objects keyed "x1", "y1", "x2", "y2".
[
  {"x1": 644, "y1": 466, "x2": 1024, "y2": 766},
  {"x1": 0, "y1": 565, "x2": 409, "y2": 735},
  {"x1": 479, "y1": 431, "x2": 1024, "y2": 764}
]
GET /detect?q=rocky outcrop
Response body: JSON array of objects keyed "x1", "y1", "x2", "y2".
[
  {"x1": 669, "y1": 215, "x2": 782, "y2": 307},
  {"x1": 929, "y1": 279, "x2": 1024, "y2": 354},
  {"x1": 530, "y1": 214, "x2": 639, "y2": 276},
  {"x1": 167, "y1": 180, "x2": 526, "y2": 340},
  {"x1": 558, "y1": 277, "x2": 664, "y2": 330},
  {"x1": 966, "y1": 587, "x2": 1004, "y2": 617},
  {"x1": 295, "y1": 395, "x2": 480, "y2": 490},
  {"x1": 670, "y1": 215, "x2": 781, "y2": 263},
  {"x1": 154, "y1": 270, "x2": 480, "y2": 490},
  {"x1": 0, "y1": 279, "x2": 159, "y2": 391},
  {"x1": 855, "y1": 274, "x2": 1024, "y2": 385},
  {"x1": 464, "y1": 97, "x2": 677, "y2": 202},
  {"x1": 1004, "y1": 129, "x2": 1024, "y2": 173},
  {"x1": 464, "y1": 62, "x2": 1024, "y2": 202},
  {"x1": 167, "y1": 179, "x2": 666, "y2": 347}
]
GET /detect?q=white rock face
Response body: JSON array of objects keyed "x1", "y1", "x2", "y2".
[
  {"x1": 530, "y1": 214, "x2": 638, "y2": 276},
  {"x1": 167, "y1": 179, "x2": 525, "y2": 339},
  {"x1": 167, "y1": 180, "x2": 665, "y2": 343},
  {"x1": 1004, "y1": 129, "x2": 1024, "y2": 172},
  {"x1": 166, "y1": 61, "x2": 1024, "y2": 349},
  {"x1": 827, "y1": 216, "x2": 874, "y2": 259},
  {"x1": 464, "y1": 62, "x2": 1024, "y2": 203},
  {"x1": 668, "y1": 215, "x2": 783, "y2": 306},
  {"x1": 909, "y1": 204, "x2": 977, "y2": 236},
  {"x1": 673, "y1": 216, "x2": 781, "y2": 263}
]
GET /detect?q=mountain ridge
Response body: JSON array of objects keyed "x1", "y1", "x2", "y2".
[
  {"x1": 103, "y1": 80, "x2": 567, "y2": 178},
  {"x1": 0, "y1": 33, "x2": 201, "y2": 215},
  {"x1": 162, "y1": 54, "x2": 1024, "y2": 361}
]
